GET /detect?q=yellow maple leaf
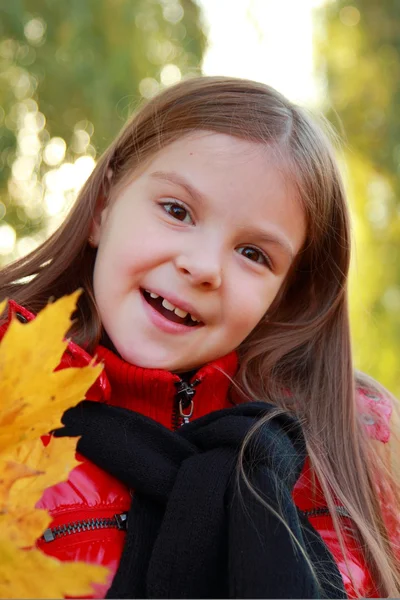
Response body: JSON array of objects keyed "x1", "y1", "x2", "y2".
[
  {"x1": 0, "y1": 291, "x2": 102, "y2": 452},
  {"x1": 2, "y1": 438, "x2": 80, "y2": 547},
  {"x1": 0, "y1": 506, "x2": 50, "y2": 549},
  {"x1": 0, "y1": 541, "x2": 108, "y2": 599},
  {"x1": 7, "y1": 437, "x2": 80, "y2": 511},
  {"x1": 0, "y1": 458, "x2": 41, "y2": 509},
  {"x1": 0, "y1": 293, "x2": 109, "y2": 598}
]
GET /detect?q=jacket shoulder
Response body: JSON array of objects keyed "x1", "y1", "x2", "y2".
[{"x1": 356, "y1": 385, "x2": 393, "y2": 443}]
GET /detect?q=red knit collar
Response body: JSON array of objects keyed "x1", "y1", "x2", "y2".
[{"x1": 93, "y1": 346, "x2": 239, "y2": 430}]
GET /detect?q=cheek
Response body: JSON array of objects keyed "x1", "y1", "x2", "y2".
[
  {"x1": 99, "y1": 227, "x2": 153, "y2": 270},
  {"x1": 226, "y1": 280, "x2": 275, "y2": 336}
]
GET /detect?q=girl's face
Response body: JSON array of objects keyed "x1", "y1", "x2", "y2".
[{"x1": 91, "y1": 132, "x2": 306, "y2": 372}]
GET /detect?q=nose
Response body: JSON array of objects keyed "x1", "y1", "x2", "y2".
[{"x1": 175, "y1": 249, "x2": 222, "y2": 290}]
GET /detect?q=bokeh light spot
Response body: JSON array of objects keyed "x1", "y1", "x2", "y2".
[
  {"x1": 366, "y1": 177, "x2": 393, "y2": 229},
  {"x1": 24, "y1": 18, "x2": 46, "y2": 45},
  {"x1": 0, "y1": 39, "x2": 18, "y2": 60},
  {"x1": 24, "y1": 110, "x2": 45, "y2": 132},
  {"x1": 12, "y1": 156, "x2": 36, "y2": 181},
  {"x1": 44, "y1": 192, "x2": 65, "y2": 216},
  {"x1": 0, "y1": 224, "x2": 17, "y2": 255},
  {"x1": 14, "y1": 71, "x2": 33, "y2": 100},
  {"x1": 160, "y1": 64, "x2": 182, "y2": 86},
  {"x1": 135, "y1": 14, "x2": 159, "y2": 33},
  {"x1": 43, "y1": 137, "x2": 67, "y2": 166},
  {"x1": 382, "y1": 287, "x2": 400, "y2": 312},
  {"x1": 18, "y1": 132, "x2": 41, "y2": 156},
  {"x1": 71, "y1": 129, "x2": 90, "y2": 154},
  {"x1": 74, "y1": 120, "x2": 94, "y2": 137},
  {"x1": 73, "y1": 156, "x2": 96, "y2": 190},
  {"x1": 163, "y1": 3, "x2": 184, "y2": 24},
  {"x1": 339, "y1": 6, "x2": 361, "y2": 27},
  {"x1": 139, "y1": 77, "x2": 160, "y2": 98},
  {"x1": 16, "y1": 236, "x2": 38, "y2": 257},
  {"x1": 147, "y1": 40, "x2": 176, "y2": 65},
  {"x1": 22, "y1": 99, "x2": 39, "y2": 114},
  {"x1": 24, "y1": 202, "x2": 43, "y2": 220}
]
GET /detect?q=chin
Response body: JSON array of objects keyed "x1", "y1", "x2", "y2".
[{"x1": 114, "y1": 342, "x2": 186, "y2": 372}]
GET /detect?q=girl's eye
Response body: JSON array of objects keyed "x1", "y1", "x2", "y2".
[
  {"x1": 237, "y1": 246, "x2": 271, "y2": 268},
  {"x1": 162, "y1": 202, "x2": 193, "y2": 224}
]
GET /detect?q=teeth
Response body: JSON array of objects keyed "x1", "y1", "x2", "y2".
[
  {"x1": 154, "y1": 294, "x2": 200, "y2": 324},
  {"x1": 162, "y1": 298, "x2": 175, "y2": 311}
]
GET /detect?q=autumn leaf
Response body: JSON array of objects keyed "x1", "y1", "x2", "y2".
[
  {"x1": 0, "y1": 291, "x2": 102, "y2": 452},
  {"x1": 0, "y1": 457, "x2": 41, "y2": 509},
  {"x1": 2, "y1": 437, "x2": 80, "y2": 547},
  {"x1": 0, "y1": 541, "x2": 107, "y2": 599},
  {"x1": 6, "y1": 437, "x2": 80, "y2": 510},
  {"x1": 0, "y1": 292, "x2": 108, "y2": 598}
]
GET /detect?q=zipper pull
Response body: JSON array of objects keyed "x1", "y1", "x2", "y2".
[
  {"x1": 115, "y1": 512, "x2": 128, "y2": 530},
  {"x1": 179, "y1": 399, "x2": 194, "y2": 425},
  {"x1": 43, "y1": 528, "x2": 55, "y2": 542},
  {"x1": 174, "y1": 379, "x2": 200, "y2": 426}
]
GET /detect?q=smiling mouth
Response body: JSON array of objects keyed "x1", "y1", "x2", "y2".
[{"x1": 141, "y1": 289, "x2": 203, "y2": 327}]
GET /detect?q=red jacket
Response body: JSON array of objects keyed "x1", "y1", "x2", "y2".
[{"x1": 2, "y1": 301, "x2": 395, "y2": 598}]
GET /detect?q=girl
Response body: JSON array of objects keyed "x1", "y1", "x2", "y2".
[{"x1": 0, "y1": 76, "x2": 399, "y2": 598}]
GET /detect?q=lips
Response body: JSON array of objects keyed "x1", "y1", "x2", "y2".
[{"x1": 141, "y1": 289, "x2": 203, "y2": 327}]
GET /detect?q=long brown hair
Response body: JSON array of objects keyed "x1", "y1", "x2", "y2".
[{"x1": 1, "y1": 76, "x2": 399, "y2": 596}]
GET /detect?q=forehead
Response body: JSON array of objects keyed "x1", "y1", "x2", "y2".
[
  {"x1": 150, "y1": 131, "x2": 283, "y2": 174},
  {"x1": 147, "y1": 132, "x2": 294, "y2": 202}
]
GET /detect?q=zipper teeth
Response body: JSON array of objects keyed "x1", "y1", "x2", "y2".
[
  {"x1": 42, "y1": 513, "x2": 127, "y2": 542},
  {"x1": 172, "y1": 405, "x2": 181, "y2": 430},
  {"x1": 303, "y1": 506, "x2": 350, "y2": 519},
  {"x1": 172, "y1": 378, "x2": 181, "y2": 429}
]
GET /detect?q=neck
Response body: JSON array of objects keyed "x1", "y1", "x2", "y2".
[{"x1": 92, "y1": 346, "x2": 239, "y2": 430}]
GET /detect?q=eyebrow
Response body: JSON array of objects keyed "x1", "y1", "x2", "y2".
[
  {"x1": 149, "y1": 170, "x2": 206, "y2": 206},
  {"x1": 149, "y1": 169, "x2": 294, "y2": 261},
  {"x1": 239, "y1": 228, "x2": 295, "y2": 261}
]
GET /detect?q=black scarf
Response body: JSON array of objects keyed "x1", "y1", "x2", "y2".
[{"x1": 54, "y1": 400, "x2": 346, "y2": 599}]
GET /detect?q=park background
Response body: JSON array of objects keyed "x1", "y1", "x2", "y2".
[{"x1": 1, "y1": 0, "x2": 399, "y2": 395}]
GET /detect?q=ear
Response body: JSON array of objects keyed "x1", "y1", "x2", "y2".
[
  {"x1": 89, "y1": 204, "x2": 108, "y2": 247},
  {"x1": 88, "y1": 169, "x2": 113, "y2": 247}
]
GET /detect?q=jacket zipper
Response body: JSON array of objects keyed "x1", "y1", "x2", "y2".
[
  {"x1": 42, "y1": 512, "x2": 128, "y2": 543},
  {"x1": 172, "y1": 378, "x2": 201, "y2": 429},
  {"x1": 302, "y1": 506, "x2": 350, "y2": 519}
]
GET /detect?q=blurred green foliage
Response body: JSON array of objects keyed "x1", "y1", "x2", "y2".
[
  {"x1": 317, "y1": 1, "x2": 400, "y2": 395},
  {"x1": 0, "y1": 0, "x2": 206, "y2": 257}
]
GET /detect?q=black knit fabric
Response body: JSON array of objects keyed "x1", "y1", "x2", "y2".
[{"x1": 54, "y1": 400, "x2": 346, "y2": 599}]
